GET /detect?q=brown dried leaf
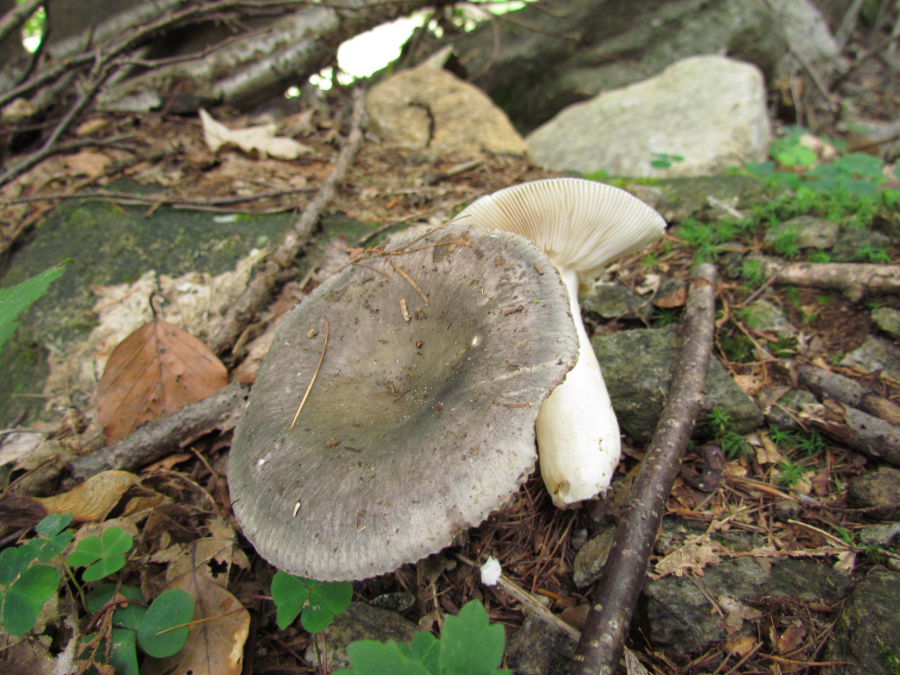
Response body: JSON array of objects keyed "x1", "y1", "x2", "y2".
[
  {"x1": 35, "y1": 470, "x2": 140, "y2": 521},
  {"x1": 63, "y1": 150, "x2": 111, "y2": 179},
  {"x1": 144, "y1": 536, "x2": 249, "y2": 675},
  {"x1": 652, "y1": 534, "x2": 725, "y2": 578},
  {"x1": 97, "y1": 317, "x2": 228, "y2": 443}
]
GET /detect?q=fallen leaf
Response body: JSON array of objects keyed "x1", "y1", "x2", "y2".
[
  {"x1": 655, "y1": 285, "x2": 687, "y2": 308},
  {"x1": 97, "y1": 317, "x2": 228, "y2": 444},
  {"x1": 776, "y1": 621, "x2": 807, "y2": 653},
  {"x1": 652, "y1": 534, "x2": 725, "y2": 578},
  {"x1": 724, "y1": 634, "x2": 758, "y2": 657},
  {"x1": 144, "y1": 537, "x2": 250, "y2": 675},
  {"x1": 199, "y1": 109, "x2": 311, "y2": 160},
  {"x1": 718, "y1": 596, "x2": 762, "y2": 634},
  {"x1": 63, "y1": 150, "x2": 111, "y2": 179},
  {"x1": 35, "y1": 470, "x2": 139, "y2": 521}
]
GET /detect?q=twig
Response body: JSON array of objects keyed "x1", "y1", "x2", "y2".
[
  {"x1": 289, "y1": 318, "x2": 329, "y2": 430},
  {"x1": 3, "y1": 186, "x2": 316, "y2": 209},
  {"x1": 572, "y1": 263, "x2": 717, "y2": 675},
  {"x1": 453, "y1": 553, "x2": 581, "y2": 641},
  {"x1": 208, "y1": 87, "x2": 366, "y2": 356},
  {"x1": 69, "y1": 381, "x2": 248, "y2": 480},
  {"x1": 0, "y1": 0, "x2": 43, "y2": 45}
]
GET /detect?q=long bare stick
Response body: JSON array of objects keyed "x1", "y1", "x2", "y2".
[
  {"x1": 208, "y1": 88, "x2": 366, "y2": 355},
  {"x1": 572, "y1": 263, "x2": 717, "y2": 675}
]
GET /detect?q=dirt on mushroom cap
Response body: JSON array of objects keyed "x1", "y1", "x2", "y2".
[{"x1": 227, "y1": 221, "x2": 580, "y2": 581}]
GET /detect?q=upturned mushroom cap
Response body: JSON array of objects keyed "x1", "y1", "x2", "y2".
[
  {"x1": 452, "y1": 177, "x2": 666, "y2": 278},
  {"x1": 227, "y1": 222, "x2": 578, "y2": 580}
]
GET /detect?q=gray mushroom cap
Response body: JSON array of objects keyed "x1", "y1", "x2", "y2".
[{"x1": 227, "y1": 222, "x2": 579, "y2": 581}]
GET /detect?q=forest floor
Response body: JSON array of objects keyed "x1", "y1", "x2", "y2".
[{"x1": 1, "y1": 13, "x2": 900, "y2": 675}]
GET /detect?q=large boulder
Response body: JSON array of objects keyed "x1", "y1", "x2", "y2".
[
  {"x1": 526, "y1": 55, "x2": 770, "y2": 177},
  {"x1": 366, "y1": 59, "x2": 528, "y2": 157}
]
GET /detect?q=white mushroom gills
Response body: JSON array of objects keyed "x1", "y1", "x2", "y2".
[{"x1": 454, "y1": 178, "x2": 666, "y2": 507}]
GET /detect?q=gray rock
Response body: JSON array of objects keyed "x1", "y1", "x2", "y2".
[
  {"x1": 366, "y1": 61, "x2": 528, "y2": 157},
  {"x1": 506, "y1": 616, "x2": 577, "y2": 675},
  {"x1": 644, "y1": 557, "x2": 851, "y2": 652},
  {"x1": 848, "y1": 466, "x2": 900, "y2": 521},
  {"x1": 745, "y1": 299, "x2": 797, "y2": 337},
  {"x1": 855, "y1": 522, "x2": 900, "y2": 548},
  {"x1": 303, "y1": 601, "x2": 420, "y2": 671},
  {"x1": 406, "y1": 0, "x2": 789, "y2": 135},
  {"x1": 766, "y1": 0, "x2": 845, "y2": 78},
  {"x1": 766, "y1": 389, "x2": 821, "y2": 431},
  {"x1": 526, "y1": 55, "x2": 769, "y2": 177},
  {"x1": 582, "y1": 283, "x2": 652, "y2": 320},
  {"x1": 826, "y1": 570, "x2": 900, "y2": 675},
  {"x1": 831, "y1": 228, "x2": 892, "y2": 263},
  {"x1": 573, "y1": 525, "x2": 617, "y2": 588},
  {"x1": 872, "y1": 307, "x2": 900, "y2": 340},
  {"x1": 593, "y1": 326, "x2": 763, "y2": 443},
  {"x1": 764, "y1": 215, "x2": 839, "y2": 250},
  {"x1": 841, "y1": 336, "x2": 900, "y2": 381}
]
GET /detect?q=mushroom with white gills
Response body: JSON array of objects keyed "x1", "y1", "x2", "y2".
[
  {"x1": 227, "y1": 221, "x2": 579, "y2": 581},
  {"x1": 453, "y1": 178, "x2": 666, "y2": 507}
]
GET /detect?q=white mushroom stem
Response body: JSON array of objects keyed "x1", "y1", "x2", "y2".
[{"x1": 537, "y1": 266, "x2": 620, "y2": 508}]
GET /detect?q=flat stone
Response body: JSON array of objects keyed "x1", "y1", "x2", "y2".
[
  {"x1": 826, "y1": 570, "x2": 900, "y2": 675},
  {"x1": 506, "y1": 616, "x2": 576, "y2": 675},
  {"x1": 764, "y1": 215, "x2": 839, "y2": 250},
  {"x1": 848, "y1": 466, "x2": 900, "y2": 522},
  {"x1": 526, "y1": 55, "x2": 769, "y2": 177},
  {"x1": 644, "y1": 557, "x2": 851, "y2": 652},
  {"x1": 303, "y1": 601, "x2": 420, "y2": 670},
  {"x1": 581, "y1": 282, "x2": 652, "y2": 320},
  {"x1": 366, "y1": 62, "x2": 528, "y2": 157},
  {"x1": 872, "y1": 307, "x2": 900, "y2": 340},
  {"x1": 745, "y1": 299, "x2": 797, "y2": 337},
  {"x1": 593, "y1": 325, "x2": 763, "y2": 443},
  {"x1": 841, "y1": 335, "x2": 900, "y2": 381}
]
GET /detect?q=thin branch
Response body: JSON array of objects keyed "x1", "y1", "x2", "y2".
[
  {"x1": 69, "y1": 381, "x2": 249, "y2": 480},
  {"x1": 208, "y1": 87, "x2": 366, "y2": 355},
  {"x1": 0, "y1": 0, "x2": 43, "y2": 44},
  {"x1": 572, "y1": 263, "x2": 718, "y2": 675}
]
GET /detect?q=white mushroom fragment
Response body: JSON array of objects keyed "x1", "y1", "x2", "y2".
[
  {"x1": 453, "y1": 178, "x2": 666, "y2": 507},
  {"x1": 227, "y1": 222, "x2": 579, "y2": 581}
]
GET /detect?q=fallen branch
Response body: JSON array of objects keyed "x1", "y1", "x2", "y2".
[
  {"x1": 799, "y1": 364, "x2": 900, "y2": 425},
  {"x1": 208, "y1": 87, "x2": 366, "y2": 355},
  {"x1": 572, "y1": 263, "x2": 717, "y2": 675},
  {"x1": 754, "y1": 257, "x2": 900, "y2": 299},
  {"x1": 799, "y1": 403, "x2": 900, "y2": 468},
  {"x1": 70, "y1": 381, "x2": 248, "y2": 480}
]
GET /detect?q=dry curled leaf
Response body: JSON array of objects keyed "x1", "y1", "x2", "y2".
[
  {"x1": 199, "y1": 108, "x2": 311, "y2": 160},
  {"x1": 35, "y1": 470, "x2": 139, "y2": 521},
  {"x1": 97, "y1": 317, "x2": 228, "y2": 443}
]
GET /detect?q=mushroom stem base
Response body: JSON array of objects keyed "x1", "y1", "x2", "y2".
[{"x1": 537, "y1": 266, "x2": 621, "y2": 508}]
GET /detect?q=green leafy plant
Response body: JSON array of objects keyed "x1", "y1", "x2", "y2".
[
  {"x1": 0, "y1": 513, "x2": 195, "y2": 673},
  {"x1": 335, "y1": 600, "x2": 511, "y2": 675},
  {"x1": 650, "y1": 152, "x2": 685, "y2": 169},
  {"x1": 0, "y1": 260, "x2": 69, "y2": 356},
  {"x1": 0, "y1": 513, "x2": 74, "y2": 635},
  {"x1": 271, "y1": 571, "x2": 353, "y2": 632},
  {"x1": 68, "y1": 526, "x2": 134, "y2": 582},
  {"x1": 776, "y1": 459, "x2": 812, "y2": 487},
  {"x1": 707, "y1": 407, "x2": 752, "y2": 458},
  {"x1": 80, "y1": 585, "x2": 195, "y2": 673}
]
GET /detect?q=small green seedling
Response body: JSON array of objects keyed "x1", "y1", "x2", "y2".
[
  {"x1": 335, "y1": 600, "x2": 512, "y2": 675},
  {"x1": 0, "y1": 513, "x2": 74, "y2": 635},
  {"x1": 271, "y1": 571, "x2": 353, "y2": 632},
  {"x1": 0, "y1": 260, "x2": 69, "y2": 356},
  {"x1": 81, "y1": 584, "x2": 195, "y2": 673},
  {"x1": 650, "y1": 152, "x2": 685, "y2": 169},
  {"x1": 68, "y1": 526, "x2": 134, "y2": 582}
]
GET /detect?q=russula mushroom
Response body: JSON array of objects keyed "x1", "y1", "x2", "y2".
[
  {"x1": 227, "y1": 222, "x2": 578, "y2": 581},
  {"x1": 453, "y1": 178, "x2": 666, "y2": 507}
]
